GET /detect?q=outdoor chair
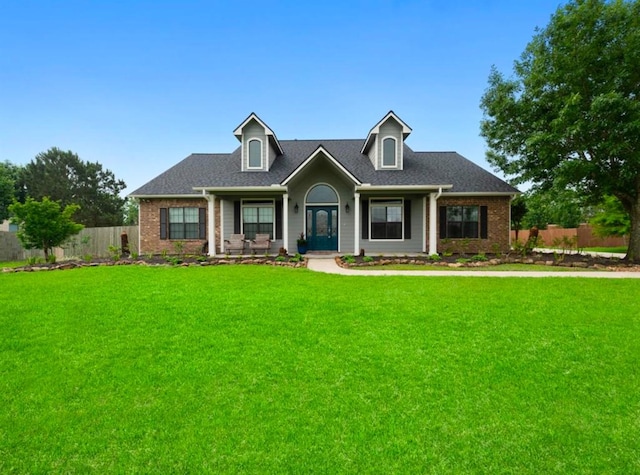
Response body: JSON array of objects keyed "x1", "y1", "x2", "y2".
[
  {"x1": 224, "y1": 234, "x2": 246, "y2": 254},
  {"x1": 249, "y1": 234, "x2": 271, "y2": 253}
]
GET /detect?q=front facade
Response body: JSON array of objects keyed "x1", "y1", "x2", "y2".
[{"x1": 130, "y1": 112, "x2": 518, "y2": 256}]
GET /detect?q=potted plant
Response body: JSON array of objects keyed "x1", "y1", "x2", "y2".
[{"x1": 297, "y1": 232, "x2": 308, "y2": 254}]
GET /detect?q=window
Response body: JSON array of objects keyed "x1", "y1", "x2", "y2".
[
  {"x1": 306, "y1": 184, "x2": 338, "y2": 204},
  {"x1": 160, "y1": 207, "x2": 205, "y2": 240},
  {"x1": 382, "y1": 137, "x2": 397, "y2": 167},
  {"x1": 442, "y1": 206, "x2": 479, "y2": 238},
  {"x1": 371, "y1": 199, "x2": 403, "y2": 240},
  {"x1": 248, "y1": 139, "x2": 262, "y2": 168},
  {"x1": 242, "y1": 201, "x2": 274, "y2": 239}
]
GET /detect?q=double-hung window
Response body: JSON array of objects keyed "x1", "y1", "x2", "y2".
[
  {"x1": 242, "y1": 201, "x2": 274, "y2": 240},
  {"x1": 160, "y1": 207, "x2": 206, "y2": 240},
  {"x1": 440, "y1": 205, "x2": 488, "y2": 239},
  {"x1": 371, "y1": 199, "x2": 403, "y2": 240}
]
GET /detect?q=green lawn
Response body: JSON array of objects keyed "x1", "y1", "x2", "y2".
[
  {"x1": 1, "y1": 266, "x2": 639, "y2": 473},
  {"x1": 583, "y1": 246, "x2": 627, "y2": 254}
]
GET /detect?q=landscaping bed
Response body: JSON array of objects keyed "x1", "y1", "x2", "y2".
[
  {"x1": 337, "y1": 251, "x2": 640, "y2": 272},
  {"x1": 2, "y1": 254, "x2": 307, "y2": 273}
]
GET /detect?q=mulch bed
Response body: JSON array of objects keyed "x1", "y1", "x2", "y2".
[{"x1": 337, "y1": 252, "x2": 640, "y2": 272}]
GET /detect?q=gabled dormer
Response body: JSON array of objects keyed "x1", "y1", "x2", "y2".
[
  {"x1": 361, "y1": 111, "x2": 412, "y2": 171},
  {"x1": 233, "y1": 113, "x2": 284, "y2": 172}
]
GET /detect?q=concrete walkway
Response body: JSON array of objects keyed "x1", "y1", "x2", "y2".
[{"x1": 306, "y1": 256, "x2": 640, "y2": 278}]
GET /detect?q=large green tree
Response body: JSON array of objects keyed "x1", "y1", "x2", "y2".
[
  {"x1": 22, "y1": 148, "x2": 126, "y2": 227},
  {"x1": 480, "y1": 0, "x2": 640, "y2": 261},
  {"x1": 0, "y1": 161, "x2": 24, "y2": 221},
  {"x1": 9, "y1": 197, "x2": 84, "y2": 261}
]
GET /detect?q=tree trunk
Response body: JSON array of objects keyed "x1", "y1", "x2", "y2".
[{"x1": 627, "y1": 195, "x2": 640, "y2": 263}]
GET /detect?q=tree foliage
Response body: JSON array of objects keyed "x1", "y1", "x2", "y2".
[
  {"x1": 480, "y1": 0, "x2": 640, "y2": 261},
  {"x1": 590, "y1": 195, "x2": 631, "y2": 237},
  {"x1": 0, "y1": 161, "x2": 24, "y2": 221},
  {"x1": 520, "y1": 185, "x2": 587, "y2": 230},
  {"x1": 9, "y1": 197, "x2": 84, "y2": 261},
  {"x1": 22, "y1": 148, "x2": 126, "y2": 227}
]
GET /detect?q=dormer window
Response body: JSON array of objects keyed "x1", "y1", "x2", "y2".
[
  {"x1": 382, "y1": 137, "x2": 397, "y2": 167},
  {"x1": 248, "y1": 139, "x2": 262, "y2": 169}
]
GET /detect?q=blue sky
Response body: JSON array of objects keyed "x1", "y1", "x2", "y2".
[{"x1": 0, "y1": 0, "x2": 564, "y2": 194}]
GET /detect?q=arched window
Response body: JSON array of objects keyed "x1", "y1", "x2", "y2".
[
  {"x1": 382, "y1": 137, "x2": 397, "y2": 167},
  {"x1": 248, "y1": 139, "x2": 262, "y2": 168},
  {"x1": 306, "y1": 184, "x2": 338, "y2": 204}
]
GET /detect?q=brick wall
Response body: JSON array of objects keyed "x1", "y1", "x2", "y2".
[
  {"x1": 432, "y1": 196, "x2": 511, "y2": 254},
  {"x1": 139, "y1": 198, "x2": 220, "y2": 255}
]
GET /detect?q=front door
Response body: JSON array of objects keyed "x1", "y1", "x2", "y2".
[{"x1": 306, "y1": 206, "x2": 338, "y2": 251}]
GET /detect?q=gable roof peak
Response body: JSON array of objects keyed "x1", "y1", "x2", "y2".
[
  {"x1": 361, "y1": 110, "x2": 412, "y2": 154},
  {"x1": 233, "y1": 112, "x2": 284, "y2": 155}
]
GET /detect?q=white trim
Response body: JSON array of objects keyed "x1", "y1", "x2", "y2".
[
  {"x1": 354, "y1": 192, "x2": 360, "y2": 255},
  {"x1": 193, "y1": 186, "x2": 288, "y2": 193},
  {"x1": 422, "y1": 195, "x2": 427, "y2": 253},
  {"x1": 441, "y1": 191, "x2": 519, "y2": 197},
  {"x1": 304, "y1": 183, "x2": 341, "y2": 252},
  {"x1": 355, "y1": 184, "x2": 453, "y2": 192},
  {"x1": 283, "y1": 193, "x2": 289, "y2": 253},
  {"x1": 428, "y1": 189, "x2": 442, "y2": 255},
  {"x1": 220, "y1": 198, "x2": 225, "y2": 253},
  {"x1": 304, "y1": 183, "x2": 340, "y2": 205},
  {"x1": 369, "y1": 198, "x2": 405, "y2": 242},
  {"x1": 247, "y1": 138, "x2": 264, "y2": 170},
  {"x1": 281, "y1": 146, "x2": 361, "y2": 186},
  {"x1": 130, "y1": 194, "x2": 203, "y2": 199},
  {"x1": 381, "y1": 136, "x2": 398, "y2": 168},
  {"x1": 207, "y1": 193, "x2": 216, "y2": 257}
]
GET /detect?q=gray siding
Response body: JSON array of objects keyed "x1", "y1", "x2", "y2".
[
  {"x1": 359, "y1": 195, "x2": 425, "y2": 254},
  {"x1": 286, "y1": 154, "x2": 356, "y2": 253}
]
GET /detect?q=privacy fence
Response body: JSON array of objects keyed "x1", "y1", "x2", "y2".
[
  {"x1": 511, "y1": 224, "x2": 627, "y2": 249},
  {"x1": 0, "y1": 226, "x2": 139, "y2": 262}
]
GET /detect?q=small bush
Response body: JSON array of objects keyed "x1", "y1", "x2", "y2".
[
  {"x1": 363, "y1": 256, "x2": 374, "y2": 263},
  {"x1": 275, "y1": 256, "x2": 286, "y2": 262},
  {"x1": 472, "y1": 253, "x2": 488, "y2": 262},
  {"x1": 343, "y1": 255, "x2": 356, "y2": 264},
  {"x1": 428, "y1": 254, "x2": 441, "y2": 261}
]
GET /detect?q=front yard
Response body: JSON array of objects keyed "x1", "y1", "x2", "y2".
[{"x1": 1, "y1": 265, "x2": 639, "y2": 473}]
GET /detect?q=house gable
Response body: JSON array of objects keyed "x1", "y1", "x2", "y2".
[
  {"x1": 361, "y1": 111, "x2": 412, "y2": 171},
  {"x1": 233, "y1": 113, "x2": 284, "y2": 172}
]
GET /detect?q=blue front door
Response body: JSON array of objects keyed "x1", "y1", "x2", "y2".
[{"x1": 306, "y1": 206, "x2": 338, "y2": 251}]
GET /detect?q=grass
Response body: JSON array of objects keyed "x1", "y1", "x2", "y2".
[
  {"x1": 1, "y1": 266, "x2": 640, "y2": 473},
  {"x1": 582, "y1": 246, "x2": 627, "y2": 254}
]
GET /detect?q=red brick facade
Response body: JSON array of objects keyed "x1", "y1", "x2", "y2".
[
  {"x1": 430, "y1": 196, "x2": 512, "y2": 254},
  {"x1": 138, "y1": 198, "x2": 220, "y2": 255}
]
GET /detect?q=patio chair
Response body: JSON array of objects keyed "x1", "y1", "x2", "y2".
[
  {"x1": 224, "y1": 234, "x2": 246, "y2": 254},
  {"x1": 249, "y1": 234, "x2": 271, "y2": 253}
]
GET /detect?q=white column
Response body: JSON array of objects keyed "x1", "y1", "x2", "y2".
[
  {"x1": 208, "y1": 194, "x2": 216, "y2": 257},
  {"x1": 354, "y1": 192, "x2": 360, "y2": 255},
  {"x1": 219, "y1": 199, "x2": 225, "y2": 253},
  {"x1": 429, "y1": 192, "x2": 438, "y2": 255},
  {"x1": 422, "y1": 195, "x2": 428, "y2": 253},
  {"x1": 283, "y1": 193, "x2": 289, "y2": 253}
]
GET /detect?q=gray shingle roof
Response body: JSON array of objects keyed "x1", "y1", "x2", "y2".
[{"x1": 130, "y1": 139, "x2": 518, "y2": 196}]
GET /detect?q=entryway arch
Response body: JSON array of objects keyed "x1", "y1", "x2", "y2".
[{"x1": 305, "y1": 184, "x2": 339, "y2": 251}]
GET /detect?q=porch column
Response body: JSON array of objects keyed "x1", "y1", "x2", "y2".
[
  {"x1": 422, "y1": 196, "x2": 428, "y2": 253},
  {"x1": 208, "y1": 193, "x2": 216, "y2": 257},
  {"x1": 354, "y1": 192, "x2": 360, "y2": 255},
  {"x1": 220, "y1": 199, "x2": 225, "y2": 253},
  {"x1": 429, "y1": 192, "x2": 438, "y2": 255},
  {"x1": 283, "y1": 193, "x2": 289, "y2": 253}
]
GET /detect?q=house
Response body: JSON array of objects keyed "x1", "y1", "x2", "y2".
[{"x1": 130, "y1": 111, "x2": 519, "y2": 256}]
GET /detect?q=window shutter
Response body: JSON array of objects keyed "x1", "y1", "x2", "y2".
[
  {"x1": 234, "y1": 201, "x2": 241, "y2": 234},
  {"x1": 404, "y1": 200, "x2": 411, "y2": 239},
  {"x1": 160, "y1": 208, "x2": 168, "y2": 240},
  {"x1": 275, "y1": 199, "x2": 283, "y2": 240},
  {"x1": 199, "y1": 208, "x2": 206, "y2": 239},
  {"x1": 361, "y1": 199, "x2": 369, "y2": 239},
  {"x1": 480, "y1": 206, "x2": 488, "y2": 239},
  {"x1": 439, "y1": 206, "x2": 447, "y2": 239}
]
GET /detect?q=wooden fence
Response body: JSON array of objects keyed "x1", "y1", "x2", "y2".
[
  {"x1": 511, "y1": 224, "x2": 627, "y2": 249},
  {"x1": 0, "y1": 226, "x2": 139, "y2": 261}
]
